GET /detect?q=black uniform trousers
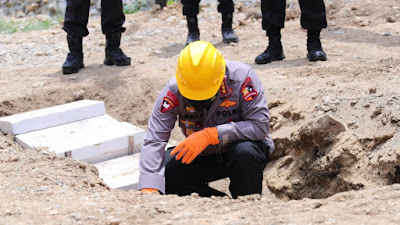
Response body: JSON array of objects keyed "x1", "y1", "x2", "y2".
[
  {"x1": 63, "y1": 0, "x2": 126, "y2": 37},
  {"x1": 261, "y1": 0, "x2": 327, "y2": 31},
  {"x1": 165, "y1": 140, "x2": 270, "y2": 199},
  {"x1": 181, "y1": 0, "x2": 234, "y2": 17}
]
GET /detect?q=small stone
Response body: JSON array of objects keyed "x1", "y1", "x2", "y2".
[
  {"x1": 190, "y1": 193, "x2": 199, "y2": 198},
  {"x1": 171, "y1": 214, "x2": 182, "y2": 220},
  {"x1": 49, "y1": 210, "x2": 58, "y2": 215},
  {"x1": 73, "y1": 90, "x2": 85, "y2": 101},
  {"x1": 25, "y1": 3, "x2": 40, "y2": 14},
  {"x1": 387, "y1": 16, "x2": 396, "y2": 23},
  {"x1": 369, "y1": 88, "x2": 377, "y2": 94},
  {"x1": 383, "y1": 32, "x2": 391, "y2": 36},
  {"x1": 37, "y1": 14, "x2": 51, "y2": 21},
  {"x1": 33, "y1": 81, "x2": 47, "y2": 87},
  {"x1": 183, "y1": 212, "x2": 193, "y2": 218},
  {"x1": 70, "y1": 213, "x2": 79, "y2": 220},
  {"x1": 16, "y1": 11, "x2": 25, "y2": 18},
  {"x1": 371, "y1": 107, "x2": 383, "y2": 118}
]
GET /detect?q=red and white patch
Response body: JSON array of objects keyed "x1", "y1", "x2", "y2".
[
  {"x1": 160, "y1": 91, "x2": 179, "y2": 113},
  {"x1": 241, "y1": 77, "x2": 258, "y2": 101}
]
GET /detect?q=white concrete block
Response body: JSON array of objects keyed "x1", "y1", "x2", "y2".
[
  {"x1": 0, "y1": 100, "x2": 105, "y2": 135},
  {"x1": 95, "y1": 153, "x2": 141, "y2": 191},
  {"x1": 94, "y1": 141, "x2": 177, "y2": 191},
  {"x1": 16, "y1": 115, "x2": 145, "y2": 164}
]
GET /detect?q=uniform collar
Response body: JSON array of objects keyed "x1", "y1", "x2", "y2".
[{"x1": 219, "y1": 75, "x2": 232, "y2": 98}]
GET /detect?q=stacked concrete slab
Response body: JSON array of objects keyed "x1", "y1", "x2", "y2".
[{"x1": 0, "y1": 100, "x2": 146, "y2": 190}]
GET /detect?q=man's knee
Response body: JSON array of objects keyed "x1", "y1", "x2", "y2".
[{"x1": 229, "y1": 140, "x2": 269, "y2": 165}]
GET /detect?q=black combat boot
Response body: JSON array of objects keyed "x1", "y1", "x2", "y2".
[
  {"x1": 307, "y1": 29, "x2": 327, "y2": 61},
  {"x1": 104, "y1": 32, "x2": 131, "y2": 66},
  {"x1": 221, "y1": 13, "x2": 239, "y2": 44},
  {"x1": 156, "y1": 0, "x2": 167, "y2": 9},
  {"x1": 186, "y1": 16, "x2": 200, "y2": 46},
  {"x1": 62, "y1": 35, "x2": 84, "y2": 75},
  {"x1": 255, "y1": 29, "x2": 285, "y2": 64}
]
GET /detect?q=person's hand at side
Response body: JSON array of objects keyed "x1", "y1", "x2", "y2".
[{"x1": 170, "y1": 127, "x2": 219, "y2": 164}]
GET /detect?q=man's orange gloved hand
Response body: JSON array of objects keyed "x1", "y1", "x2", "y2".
[
  {"x1": 170, "y1": 127, "x2": 219, "y2": 164},
  {"x1": 140, "y1": 188, "x2": 159, "y2": 193}
]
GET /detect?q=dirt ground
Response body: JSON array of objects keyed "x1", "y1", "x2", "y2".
[{"x1": 1, "y1": 0, "x2": 400, "y2": 224}]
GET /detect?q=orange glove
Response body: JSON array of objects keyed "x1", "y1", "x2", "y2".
[
  {"x1": 140, "y1": 188, "x2": 158, "y2": 193},
  {"x1": 170, "y1": 127, "x2": 219, "y2": 164}
]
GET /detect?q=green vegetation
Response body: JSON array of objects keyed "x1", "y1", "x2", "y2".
[
  {"x1": 123, "y1": 0, "x2": 148, "y2": 14},
  {"x1": 0, "y1": 17, "x2": 61, "y2": 34},
  {"x1": 167, "y1": 0, "x2": 176, "y2": 6}
]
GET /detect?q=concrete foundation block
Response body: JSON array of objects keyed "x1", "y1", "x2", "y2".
[
  {"x1": 95, "y1": 153, "x2": 141, "y2": 191},
  {"x1": 95, "y1": 142, "x2": 175, "y2": 191},
  {"x1": 16, "y1": 115, "x2": 145, "y2": 164},
  {"x1": 0, "y1": 100, "x2": 105, "y2": 135}
]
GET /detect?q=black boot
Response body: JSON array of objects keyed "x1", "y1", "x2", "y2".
[
  {"x1": 221, "y1": 13, "x2": 239, "y2": 44},
  {"x1": 156, "y1": 0, "x2": 167, "y2": 9},
  {"x1": 186, "y1": 16, "x2": 200, "y2": 46},
  {"x1": 104, "y1": 32, "x2": 131, "y2": 66},
  {"x1": 255, "y1": 30, "x2": 285, "y2": 64},
  {"x1": 307, "y1": 29, "x2": 327, "y2": 61},
  {"x1": 62, "y1": 35, "x2": 84, "y2": 75}
]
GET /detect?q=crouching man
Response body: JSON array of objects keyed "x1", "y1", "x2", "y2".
[{"x1": 139, "y1": 41, "x2": 274, "y2": 198}]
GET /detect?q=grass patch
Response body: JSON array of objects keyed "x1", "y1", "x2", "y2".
[
  {"x1": 167, "y1": 0, "x2": 176, "y2": 6},
  {"x1": 0, "y1": 17, "x2": 61, "y2": 34}
]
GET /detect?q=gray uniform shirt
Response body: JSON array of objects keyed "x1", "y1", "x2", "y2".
[{"x1": 139, "y1": 60, "x2": 275, "y2": 193}]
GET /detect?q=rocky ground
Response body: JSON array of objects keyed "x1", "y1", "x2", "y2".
[{"x1": 1, "y1": 0, "x2": 400, "y2": 224}]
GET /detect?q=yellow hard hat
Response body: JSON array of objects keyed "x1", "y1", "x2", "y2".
[{"x1": 176, "y1": 41, "x2": 226, "y2": 100}]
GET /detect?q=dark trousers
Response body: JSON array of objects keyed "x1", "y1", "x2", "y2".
[
  {"x1": 63, "y1": 0, "x2": 126, "y2": 37},
  {"x1": 261, "y1": 0, "x2": 327, "y2": 31},
  {"x1": 181, "y1": 0, "x2": 234, "y2": 17},
  {"x1": 165, "y1": 140, "x2": 270, "y2": 199}
]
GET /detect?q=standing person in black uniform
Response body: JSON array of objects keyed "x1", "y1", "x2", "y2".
[
  {"x1": 62, "y1": 0, "x2": 131, "y2": 74},
  {"x1": 255, "y1": 0, "x2": 327, "y2": 64},
  {"x1": 182, "y1": 0, "x2": 239, "y2": 45}
]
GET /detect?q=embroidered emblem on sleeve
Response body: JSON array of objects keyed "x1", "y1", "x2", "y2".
[
  {"x1": 241, "y1": 77, "x2": 258, "y2": 101},
  {"x1": 161, "y1": 91, "x2": 179, "y2": 113}
]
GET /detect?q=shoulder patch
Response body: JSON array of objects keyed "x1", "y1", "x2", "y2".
[
  {"x1": 241, "y1": 76, "x2": 258, "y2": 101},
  {"x1": 161, "y1": 91, "x2": 179, "y2": 113}
]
